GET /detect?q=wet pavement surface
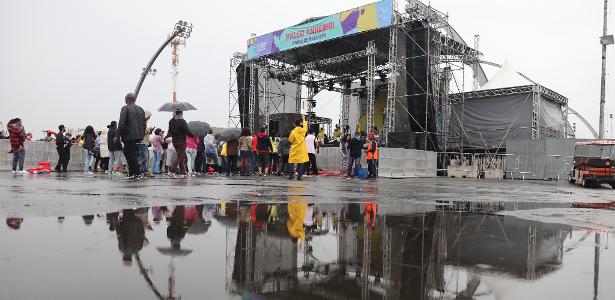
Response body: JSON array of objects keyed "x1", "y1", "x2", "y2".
[{"x1": 1, "y1": 174, "x2": 615, "y2": 299}]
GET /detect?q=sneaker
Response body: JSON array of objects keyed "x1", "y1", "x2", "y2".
[
  {"x1": 87, "y1": 171, "x2": 94, "y2": 175},
  {"x1": 11, "y1": 170, "x2": 16, "y2": 175}
]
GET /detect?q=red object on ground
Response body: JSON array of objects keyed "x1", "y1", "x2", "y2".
[
  {"x1": 208, "y1": 167, "x2": 214, "y2": 175},
  {"x1": 572, "y1": 201, "x2": 615, "y2": 210},
  {"x1": 28, "y1": 161, "x2": 52, "y2": 174}
]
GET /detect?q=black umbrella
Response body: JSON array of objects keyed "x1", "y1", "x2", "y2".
[
  {"x1": 215, "y1": 128, "x2": 241, "y2": 142},
  {"x1": 158, "y1": 101, "x2": 197, "y2": 112},
  {"x1": 188, "y1": 121, "x2": 211, "y2": 137}
]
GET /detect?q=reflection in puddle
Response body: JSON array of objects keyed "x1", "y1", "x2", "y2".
[{"x1": 1, "y1": 200, "x2": 613, "y2": 300}]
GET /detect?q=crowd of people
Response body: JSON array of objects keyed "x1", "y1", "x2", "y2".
[{"x1": 6, "y1": 92, "x2": 380, "y2": 180}]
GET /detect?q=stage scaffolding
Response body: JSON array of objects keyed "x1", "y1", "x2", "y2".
[{"x1": 228, "y1": 0, "x2": 484, "y2": 151}]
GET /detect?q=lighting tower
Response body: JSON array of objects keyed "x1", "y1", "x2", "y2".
[
  {"x1": 134, "y1": 20, "x2": 193, "y2": 99},
  {"x1": 171, "y1": 36, "x2": 186, "y2": 103},
  {"x1": 599, "y1": 0, "x2": 613, "y2": 139}
]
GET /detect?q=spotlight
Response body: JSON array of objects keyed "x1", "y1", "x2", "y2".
[
  {"x1": 327, "y1": 80, "x2": 334, "y2": 91},
  {"x1": 379, "y1": 71, "x2": 386, "y2": 83},
  {"x1": 360, "y1": 77, "x2": 366, "y2": 86},
  {"x1": 344, "y1": 80, "x2": 352, "y2": 90}
]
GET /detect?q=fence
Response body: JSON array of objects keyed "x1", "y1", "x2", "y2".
[
  {"x1": 317, "y1": 146, "x2": 437, "y2": 178},
  {"x1": 0, "y1": 139, "x2": 85, "y2": 171}
]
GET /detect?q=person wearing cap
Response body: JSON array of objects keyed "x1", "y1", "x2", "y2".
[
  {"x1": 55, "y1": 125, "x2": 70, "y2": 173},
  {"x1": 365, "y1": 132, "x2": 379, "y2": 180},
  {"x1": 115, "y1": 93, "x2": 146, "y2": 178}
]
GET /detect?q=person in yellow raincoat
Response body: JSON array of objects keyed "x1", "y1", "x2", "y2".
[
  {"x1": 287, "y1": 115, "x2": 309, "y2": 180},
  {"x1": 287, "y1": 186, "x2": 307, "y2": 242}
]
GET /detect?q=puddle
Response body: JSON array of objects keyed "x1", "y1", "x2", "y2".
[{"x1": 1, "y1": 201, "x2": 614, "y2": 300}]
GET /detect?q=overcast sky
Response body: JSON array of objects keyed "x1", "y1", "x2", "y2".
[{"x1": 1, "y1": 0, "x2": 613, "y2": 138}]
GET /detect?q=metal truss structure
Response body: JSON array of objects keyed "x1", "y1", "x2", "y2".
[
  {"x1": 229, "y1": 0, "x2": 567, "y2": 155},
  {"x1": 450, "y1": 84, "x2": 569, "y2": 140},
  {"x1": 227, "y1": 53, "x2": 246, "y2": 128}
]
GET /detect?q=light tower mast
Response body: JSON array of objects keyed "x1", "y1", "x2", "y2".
[{"x1": 171, "y1": 36, "x2": 186, "y2": 103}]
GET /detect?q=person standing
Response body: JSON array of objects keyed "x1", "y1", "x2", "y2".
[
  {"x1": 115, "y1": 92, "x2": 146, "y2": 179},
  {"x1": 270, "y1": 135, "x2": 280, "y2": 175},
  {"x1": 185, "y1": 133, "x2": 199, "y2": 176},
  {"x1": 167, "y1": 110, "x2": 194, "y2": 179},
  {"x1": 138, "y1": 111, "x2": 152, "y2": 176},
  {"x1": 288, "y1": 116, "x2": 308, "y2": 180},
  {"x1": 99, "y1": 129, "x2": 110, "y2": 173},
  {"x1": 339, "y1": 134, "x2": 350, "y2": 176},
  {"x1": 107, "y1": 121, "x2": 123, "y2": 174},
  {"x1": 365, "y1": 132, "x2": 379, "y2": 180},
  {"x1": 8, "y1": 118, "x2": 27, "y2": 174},
  {"x1": 278, "y1": 132, "x2": 290, "y2": 176},
  {"x1": 226, "y1": 138, "x2": 239, "y2": 176},
  {"x1": 82, "y1": 126, "x2": 96, "y2": 175},
  {"x1": 93, "y1": 131, "x2": 103, "y2": 172},
  {"x1": 347, "y1": 131, "x2": 363, "y2": 178},
  {"x1": 304, "y1": 130, "x2": 318, "y2": 176},
  {"x1": 151, "y1": 128, "x2": 164, "y2": 175},
  {"x1": 55, "y1": 125, "x2": 69, "y2": 173},
  {"x1": 203, "y1": 130, "x2": 217, "y2": 174},
  {"x1": 238, "y1": 128, "x2": 252, "y2": 176},
  {"x1": 255, "y1": 127, "x2": 273, "y2": 176},
  {"x1": 165, "y1": 137, "x2": 176, "y2": 174}
]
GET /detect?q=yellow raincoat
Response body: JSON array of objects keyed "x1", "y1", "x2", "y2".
[
  {"x1": 287, "y1": 186, "x2": 307, "y2": 241},
  {"x1": 288, "y1": 120, "x2": 309, "y2": 164}
]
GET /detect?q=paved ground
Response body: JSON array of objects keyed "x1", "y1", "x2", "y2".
[{"x1": 1, "y1": 172, "x2": 614, "y2": 224}]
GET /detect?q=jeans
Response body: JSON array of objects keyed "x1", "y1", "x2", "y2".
[
  {"x1": 122, "y1": 140, "x2": 141, "y2": 176},
  {"x1": 288, "y1": 163, "x2": 304, "y2": 179},
  {"x1": 82, "y1": 148, "x2": 93, "y2": 173},
  {"x1": 152, "y1": 149, "x2": 163, "y2": 174},
  {"x1": 186, "y1": 148, "x2": 197, "y2": 174},
  {"x1": 12, "y1": 149, "x2": 25, "y2": 171},
  {"x1": 347, "y1": 155, "x2": 361, "y2": 177},
  {"x1": 109, "y1": 150, "x2": 123, "y2": 172},
  {"x1": 171, "y1": 143, "x2": 187, "y2": 175},
  {"x1": 367, "y1": 159, "x2": 377, "y2": 179},
  {"x1": 138, "y1": 144, "x2": 149, "y2": 173}
]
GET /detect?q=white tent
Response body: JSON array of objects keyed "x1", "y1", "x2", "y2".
[{"x1": 479, "y1": 60, "x2": 534, "y2": 91}]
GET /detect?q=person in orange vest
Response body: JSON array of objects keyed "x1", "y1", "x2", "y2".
[{"x1": 366, "y1": 132, "x2": 378, "y2": 180}]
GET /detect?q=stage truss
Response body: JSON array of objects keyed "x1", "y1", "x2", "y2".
[{"x1": 226, "y1": 0, "x2": 543, "y2": 157}]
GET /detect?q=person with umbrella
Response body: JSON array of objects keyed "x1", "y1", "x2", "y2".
[
  {"x1": 166, "y1": 110, "x2": 194, "y2": 179},
  {"x1": 115, "y1": 92, "x2": 146, "y2": 179}
]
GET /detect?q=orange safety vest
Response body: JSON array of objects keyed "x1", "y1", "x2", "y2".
[{"x1": 366, "y1": 141, "x2": 378, "y2": 160}]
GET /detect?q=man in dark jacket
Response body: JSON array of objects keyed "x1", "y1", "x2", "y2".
[
  {"x1": 116, "y1": 209, "x2": 146, "y2": 265},
  {"x1": 115, "y1": 93, "x2": 146, "y2": 178},
  {"x1": 255, "y1": 127, "x2": 273, "y2": 175},
  {"x1": 54, "y1": 125, "x2": 70, "y2": 173},
  {"x1": 167, "y1": 111, "x2": 193, "y2": 178},
  {"x1": 347, "y1": 132, "x2": 364, "y2": 178}
]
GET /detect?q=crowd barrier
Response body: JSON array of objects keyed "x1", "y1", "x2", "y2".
[
  {"x1": 317, "y1": 146, "x2": 437, "y2": 178},
  {"x1": 1, "y1": 139, "x2": 438, "y2": 178},
  {"x1": 0, "y1": 139, "x2": 86, "y2": 171}
]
